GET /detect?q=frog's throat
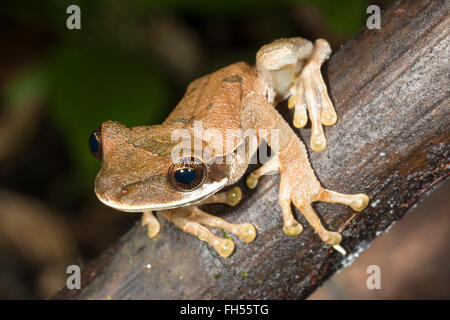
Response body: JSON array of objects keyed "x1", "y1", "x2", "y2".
[{"x1": 96, "y1": 178, "x2": 229, "y2": 213}]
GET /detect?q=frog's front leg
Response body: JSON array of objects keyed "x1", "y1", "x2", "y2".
[
  {"x1": 144, "y1": 187, "x2": 256, "y2": 258},
  {"x1": 257, "y1": 38, "x2": 337, "y2": 151},
  {"x1": 161, "y1": 208, "x2": 236, "y2": 258},
  {"x1": 246, "y1": 154, "x2": 280, "y2": 189}
]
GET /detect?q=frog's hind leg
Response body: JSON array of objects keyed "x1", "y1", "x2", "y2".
[
  {"x1": 290, "y1": 187, "x2": 369, "y2": 255},
  {"x1": 240, "y1": 91, "x2": 369, "y2": 256}
]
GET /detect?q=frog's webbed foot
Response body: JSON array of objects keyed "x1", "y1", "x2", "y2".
[
  {"x1": 158, "y1": 187, "x2": 256, "y2": 258},
  {"x1": 286, "y1": 180, "x2": 369, "y2": 255},
  {"x1": 288, "y1": 39, "x2": 337, "y2": 151}
]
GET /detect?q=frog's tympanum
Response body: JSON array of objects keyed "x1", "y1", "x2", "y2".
[{"x1": 89, "y1": 38, "x2": 369, "y2": 257}]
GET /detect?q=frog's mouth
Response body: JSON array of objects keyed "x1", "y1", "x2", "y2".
[{"x1": 96, "y1": 178, "x2": 228, "y2": 212}]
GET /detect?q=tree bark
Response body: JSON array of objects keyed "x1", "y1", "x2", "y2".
[{"x1": 54, "y1": 0, "x2": 449, "y2": 299}]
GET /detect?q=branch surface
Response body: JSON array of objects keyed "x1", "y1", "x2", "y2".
[{"x1": 54, "y1": 0, "x2": 450, "y2": 299}]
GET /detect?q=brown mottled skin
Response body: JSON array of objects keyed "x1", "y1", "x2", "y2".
[{"x1": 93, "y1": 37, "x2": 370, "y2": 257}]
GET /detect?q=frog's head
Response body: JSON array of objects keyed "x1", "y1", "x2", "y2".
[{"x1": 89, "y1": 121, "x2": 228, "y2": 212}]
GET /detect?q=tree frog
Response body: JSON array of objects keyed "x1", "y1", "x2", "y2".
[{"x1": 89, "y1": 38, "x2": 369, "y2": 258}]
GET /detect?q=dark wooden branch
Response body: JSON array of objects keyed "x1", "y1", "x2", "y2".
[{"x1": 54, "y1": 0, "x2": 449, "y2": 299}]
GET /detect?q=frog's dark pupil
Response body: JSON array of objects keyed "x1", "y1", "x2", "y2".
[
  {"x1": 174, "y1": 168, "x2": 197, "y2": 185},
  {"x1": 89, "y1": 133, "x2": 99, "y2": 153}
]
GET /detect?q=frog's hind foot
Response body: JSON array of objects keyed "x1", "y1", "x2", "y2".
[
  {"x1": 291, "y1": 188, "x2": 369, "y2": 255},
  {"x1": 277, "y1": 173, "x2": 369, "y2": 255},
  {"x1": 288, "y1": 39, "x2": 337, "y2": 151},
  {"x1": 256, "y1": 37, "x2": 314, "y2": 103},
  {"x1": 256, "y1": 38, "x2": 336, "y2": 152},
  {"x1": 160, "y1": 187, "x2": 256, "y2": 258}
]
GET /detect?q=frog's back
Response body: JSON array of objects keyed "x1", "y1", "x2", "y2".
[{"x1": 163, "y1": 62, "x2": 257, "y2": 132}]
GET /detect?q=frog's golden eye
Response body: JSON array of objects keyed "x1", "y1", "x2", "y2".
[
  {"x1": 89, "y1": 126, "x2": 103, "y2": 162},
  {"x1": 168, "y1": 157, "x2": 207, "y2": 192}
]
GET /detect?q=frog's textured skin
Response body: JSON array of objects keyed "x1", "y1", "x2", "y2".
[{"x1": 93, "y1": 37, "x2": 369, "y2": 257}]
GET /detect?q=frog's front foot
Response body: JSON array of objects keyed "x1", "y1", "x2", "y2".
[
  {"x1": 288, "y1": 39, "x2": 337, "y2": 151},
  {"x1": 158, "y1": 187, "x2": 256, "y2": 258}
]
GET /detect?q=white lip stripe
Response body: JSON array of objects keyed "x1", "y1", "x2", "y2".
[{"x1": 96, "y1": 178, "x2": 228, "y2": 212}]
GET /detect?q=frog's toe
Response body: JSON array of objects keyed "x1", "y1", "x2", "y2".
[
  {"x1": 289, "y1": 83, "x2": 308, "y2": 129},
  {"x1": 316, "y1": 188, "x2": 370, "y2": 212},
  {"x1": 310, "y1": 131, "x2": 327, "y2": 151},
  {"x1": 198, "y1": 187, "x2": 242, "y2": 206},
  {"x1": 322, "y1": 231, "x2": 342, "y2": 246},
  {"x1": 283, "y1": 221, "x2": 303, "y2": 236},
  {"x1": 246, "y1": 173, "x2": 259, "y2": 189},
  {"x1": 310, "y1": 68, "x2": 337, "y2": 127},
  {"x1": 321, "y1": 107, "x2": 337, "y2": 126},
  {"x1": 141, "y1": 211, "x2": 160, "y2": 238},
  {"x1": 350, "y1": 194, "x2": 370, "y2": 211},
  {"x1": 246, "y1": 155, "x2": 280, "y2": 190},
  {"x1": 293, "y1": 109, "x2": 308, "y2": 128},
  {"x1": 146, "y1": 222, "x2": 160, "y2": 238},
  {"x1": 236, "y1": 223, "x2": 257, "y2": 243},
  {"x1": 215, "y1": 238, "x2": 235, "y2": 258},
  {"x1": 299, "y1": 79, "x2": 329, "y2": 152},
  {"x1": 226, "y1": 187, "x2": 242, "y2": 206},
  {"x1": 278, "y1": 184, "x2": 304, "y2": 237}
]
